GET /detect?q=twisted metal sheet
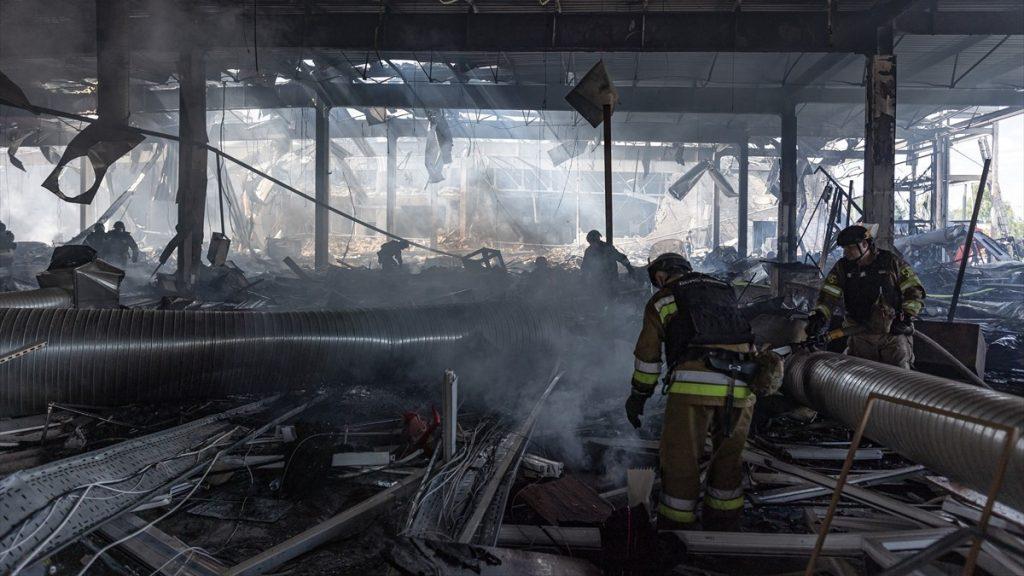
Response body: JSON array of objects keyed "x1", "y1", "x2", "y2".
[
  {"x1": 0, "y1": 287, "x2": 72, "y2": 309},
  {"x1": 785, "y1": 351, "x2": 1024, "y2": 511},
  {"x1": 0, "y1": 301, "x2": 555, "y2": 416}
]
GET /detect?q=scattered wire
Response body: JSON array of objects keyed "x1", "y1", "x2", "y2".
[{"x1": 73, "y1": 452, "x2": 225, "y2": 576}]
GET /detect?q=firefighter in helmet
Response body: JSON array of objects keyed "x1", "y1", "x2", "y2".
[
  {"x1": 104, "y1": 221, "x2": 140, "y2": 268},
  {"x1": 806, "y1": 224, "x2": 925, "y2": 369},
  {"x1": 581, "y1": 229, "x2": 633, "y2": 294},
  {"x1": 626, "y1": 253, "x2": 757, "y2": 531}
]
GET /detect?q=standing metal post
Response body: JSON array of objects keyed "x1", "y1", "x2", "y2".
[
  {"x1": 94, "y1": 0, "x2": 129, "y2": 238},
  {"x1": 908, "y1": 144, "x2": 918, "y2": 233},
  {"x1": 96, "y1": 0, "x2": 130, "y2": 124},
  {"x1": 458, "y1": 156, "x2": 468, "y2": 239},
  {"x1": 779, "y1": 108, "x2": 798, "y2": 264},
  {"x1": 737, "y1": 139, "x2": 749, "y2": 258},
  {"x1": 314, "y1": 104, "x2": 330, "y2": 270},
  {"x1": 429, "y1": 183, "x2": 437, "y2": 250},
  {"x1": 846, "y1": 180, "x2": 855, "y2": 227},
  {"x1": 175, "y1": 49, "x2": 208, "y2": 292},
  {"x1": 79, "y1": 158, "x2": 88, "y2": 231},
  {"x1": 442, "y1": 370, "x2": 458, "y2": 463},
  {"x1": 948, "y1": 159, "x2": 991, "y2": 322},
  {"x1": 712, "y1": 151, "x2": 721, "y2": 248},
  {"x1": 931, "y1": 135, "x2": 949, "y2": 231},
  {"x1": 863, "y1": 53, "x2": 897, "y2": 250},
  {"x1": 603, "y1": 104, "x2": 613, "y2": 245},
  {"x1": 386, "y1": 126, "x2": 397, "y2": 234}
]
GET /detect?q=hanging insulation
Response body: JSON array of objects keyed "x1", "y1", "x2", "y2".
[
  {"x1": 0, "y1": 301, "x2": 556, "y2": 416},
  {"x1": 785, "y1": 351, "x2": 1024, "y2": 511}
]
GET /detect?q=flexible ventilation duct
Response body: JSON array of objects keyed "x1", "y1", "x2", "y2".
[
  {"x1": 0, "y1": 301, "x2": 556, "y2": 416},
  {"x1": 0, "y1": 288, "x2": 72, "y2": 309},
  {"x1": 785, "y1": 351, "x2": 1024, "y2": 510}
]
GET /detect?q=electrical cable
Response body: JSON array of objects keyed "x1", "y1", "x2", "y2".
[
  {"x1": 72, "y1": 452, "x2": 225, "y2": 576},
  {"x1": 0, "y1": 426, "x2": 241, "y2": 569}
]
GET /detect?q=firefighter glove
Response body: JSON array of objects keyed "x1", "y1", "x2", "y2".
[
  {"x1": 890, "y1": 315, "x2": 915, "y2": 336},
  {"x1": 805, "y1": 311, "x2": 828, "y2": 337},
  {"x1": 625, "y1": 392, "x2": 649, "y2": 429}
]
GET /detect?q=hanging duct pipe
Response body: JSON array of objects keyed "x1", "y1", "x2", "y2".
[
  {"x1": 0, "y1": 301, "x2": 557, "y2": 416},
  {"x1": 785, "y1": 352, "x2": 1024, "y2": 511},
  {"x1": 0, "y1": 287, "x2": 73, "y2": 309}
]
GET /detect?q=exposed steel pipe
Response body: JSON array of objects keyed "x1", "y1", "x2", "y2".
[
  {"x1": 784, "y1": 351, "x2": 1024, "y2": 511},
  {"x1": 0, "y1": 302, "x2": 556, "y2": 416},
  {"x1": 0, "y1": 288, "x2": 73, "y2": 309}
]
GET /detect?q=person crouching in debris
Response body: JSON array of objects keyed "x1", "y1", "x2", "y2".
[
  {"x1": 581, "y1": 229, "x2": 633, "y2": 295},
  {"x1": 806, "y1": 224, "x2": 925, "y2": 370},
  {"x1": 625, "y1": 253, "x2": 759, "y2": 531},
  {"x1": 377, "y1": 239, "x2": 410, "y2": 272},
  {"x1": 103, "y1": 221, "x2": 140, "y2": 268}
]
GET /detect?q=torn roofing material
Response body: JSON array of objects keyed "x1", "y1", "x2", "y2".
[
  {"x1": 0, "y1": 70, "x2": 33, "y2": 110},
  {"x1": 40, "y1": 122, "x2": 145, "y2": 204}
]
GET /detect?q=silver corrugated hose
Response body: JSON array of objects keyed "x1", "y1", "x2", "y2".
[
  {"x1": 785, "y1": 351, "x2": 1024, "y2": 511},
  {"x1": 0, "y1": 301, "x2": 556, "y2": 416},
  {"x1": 0, "y1": 288, "x2": 72, "y2": 309}
]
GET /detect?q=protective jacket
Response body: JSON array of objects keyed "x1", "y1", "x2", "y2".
[
  {"x1": 631, "y1": 272, "x2": 755, "y2": 407},
  {"x1": 582, "y1": 241, "x2": 630, "y2": 285},
  {"x1": 814, "y1": 248, "x2": 925, "y2": 325},
  {"x1": 377, "y1": 241, "x2": 405, "y2": 270},
  {"x1": 104, "y1": 230, "x2": 139, "y2": 266}
]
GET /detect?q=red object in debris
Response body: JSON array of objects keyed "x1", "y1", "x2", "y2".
[{"x1": 403, "y1": 407, "x2": 441, "y2": 455}]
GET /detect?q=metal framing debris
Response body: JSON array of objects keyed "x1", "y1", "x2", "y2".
[
  {"x1": 0, "y1": 393, "x2": 319, "y2": 574},
  {"x1": 751, "y1": 465, "x2": 926, "y2": 504},
  {"x1": 456, "y1": 371, "x2": 562, "y2": 544},
  {"x1": 223, "y1": 468, "x2": 427, "y2": 576},
  {"x1": 805, "y1": 393, "x2": 1020, "y2": 576}
]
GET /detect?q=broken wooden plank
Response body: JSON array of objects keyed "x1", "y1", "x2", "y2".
[
  {"x1": 223, "y1": 467, "x2": 426, "y2": 576},
  {"x1": 519, "y1": 475, "x2": 613, "y2": 525}
]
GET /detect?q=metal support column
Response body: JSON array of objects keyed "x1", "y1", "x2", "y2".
[
  {"x1": 863, "y1": 51, "x2": 897, "y2": 250},
  {"x1": 779, "y1": 108, "x2": 798, "y2": 264},
  {"x1": 314, "y1": 104, "x2": 330, "y2": 270},
  {"x1": 908, "y1": 143, "x2": 918, "y2": 233},
  {"x1": 603, "y1": 104, "x2": 614, "y2": 245},
  {"x1": 94, "y1": 0, "x2": 128, "y2": 235},
  {"x1": 96, "y1": 0, "x2": 130, "y2": 124},
  {"x1": 738, "y1": 139, "x2": 750, "y2": 257},
  {"x1": 79, "y1": 158, "x2": 88, "y2": 231},
  {"x1": 175, "y1": 50, "x2": 208, "y2": 292},
  {"x1": 931, "y1": 135, "x2": 949, "y2": 230},
  {"x1": 386, "y1": 125, "x2": 397, "y2": 234},
  {"x1": 458, "y1": 157, "x2": 468, "y2": 239},
  {"x1": 712, "y1": 150, "x2": 721, "y2": 248}
]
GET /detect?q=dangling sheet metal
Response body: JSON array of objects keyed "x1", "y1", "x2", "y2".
[{"x1": 40, "y1": 122, "x2": 145, "y2": 204}]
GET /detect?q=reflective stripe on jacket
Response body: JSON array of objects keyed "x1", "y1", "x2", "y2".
[{"x1": 631, "y1": 277, "x2": 753, "y2": 405}]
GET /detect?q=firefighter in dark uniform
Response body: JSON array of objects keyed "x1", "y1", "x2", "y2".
[
  {"x1": 104, "y1": 221, "x2": 140, "y2": 268},
  {"x1": 581, "y1": 229, "x2": 633, "y2": 294},
  {"x1": 377, "y1": 239, "x2": 410, "y2": 271},
  {"x1": 625, "y1": 253, "x2": 758, "y2": 531},
  {"x1": 806, "y1": 225, "x2": 925, "y2": 369}
]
